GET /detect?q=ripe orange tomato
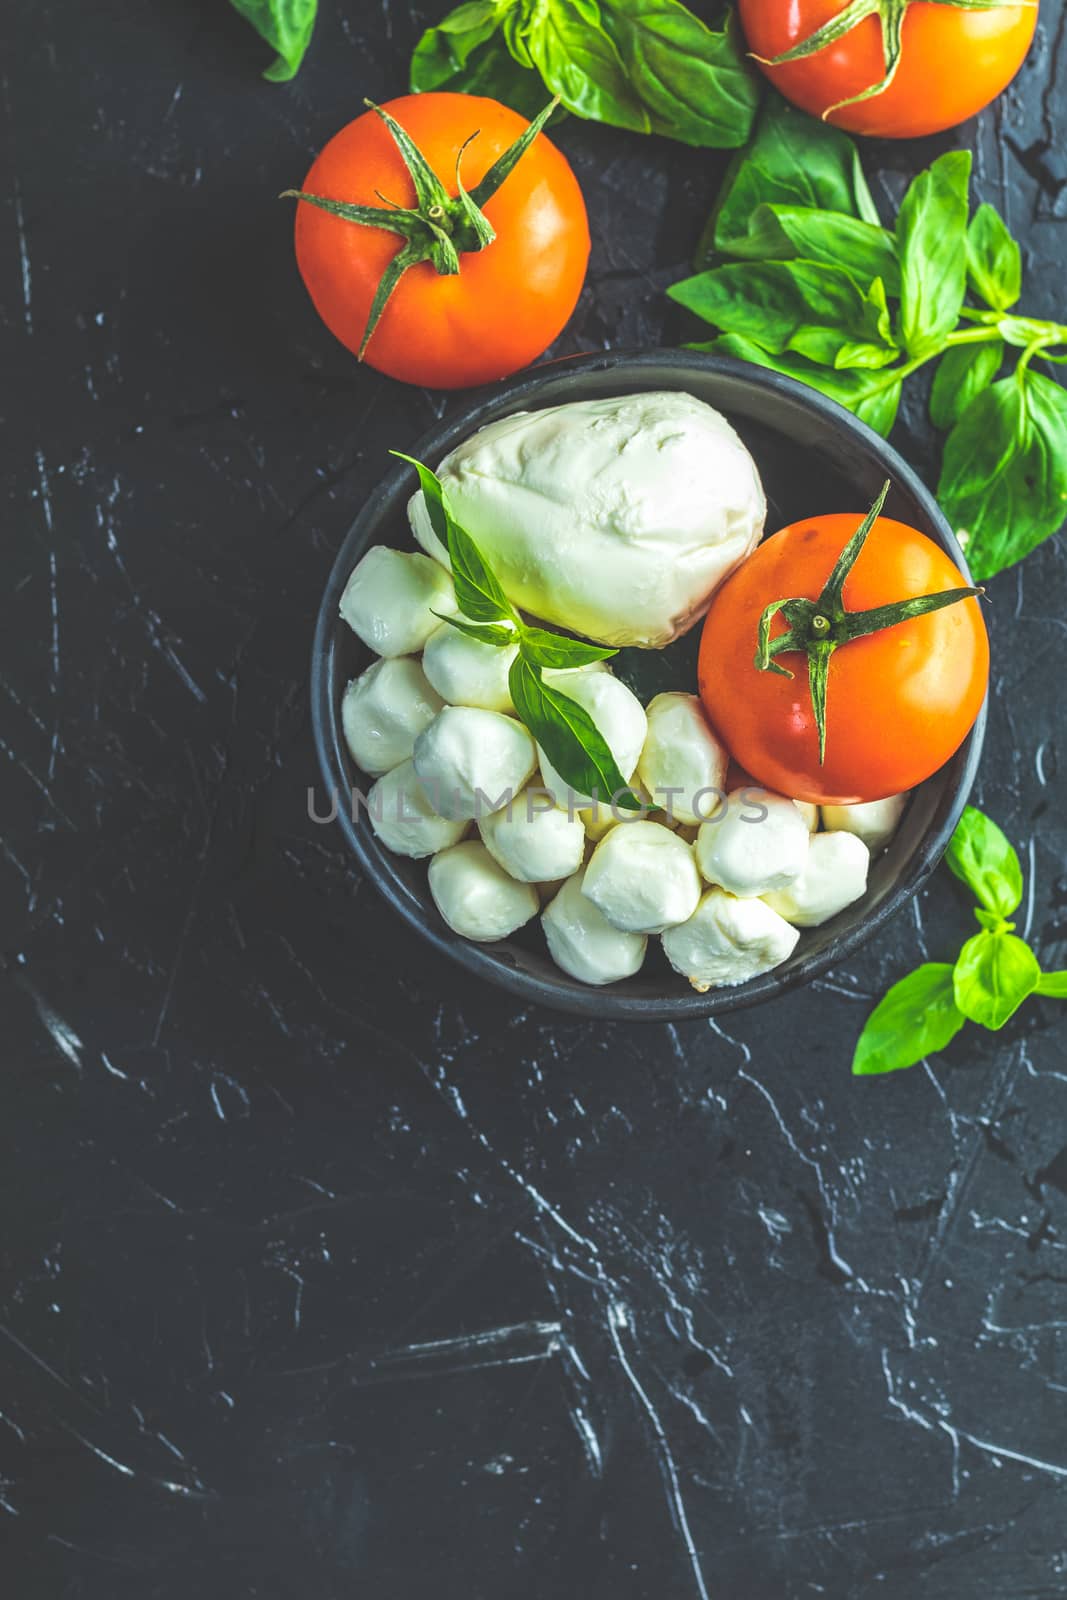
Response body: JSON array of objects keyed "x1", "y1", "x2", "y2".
[
  {"x1": 698, "y1": 512, "x2": 989, "y2": 805},
  {"x1": 292, "y1": 94, "x2": 589, "y2": 389},
  {"x1": 738, "y1": 0, "x2": 1037, "y2": 138}
]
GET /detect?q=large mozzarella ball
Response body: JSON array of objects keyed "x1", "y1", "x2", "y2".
[
  {"x1": 542, "y1": 869, "x2": 648, "y2": 986},
  {"x1": 428, "y1": 841, "x2": 539, "y2": 942},
  {"x1": 637, "y1": 692, "x2": 728, "y2": 825},
  {"x1": 366, "y1": 759, "x2": 467, "y2": 858},
  {"x1": 422, "y1": 623, "x2": 517, "y2": 713},
  {"x1": 662, "y1": 888, "x2": 800, "y2": 992},
  {"x1": 536, "y1": 671, "x2": 647, "y2": 810},
  {"x1": 479, "y1": 787, "x2": 585, "y2": 883},
  {"x1": 407, "y1": 392, "x2": 765, "y2": 648},
  {"x1": 582, "y1": 821, "x2": 701, "y2": 935},
  {"x1": 695, "y1": 788, "x2": 810, "y2": 897},
  {"x1": 821, "y1": 793, "x2": 907, "y2": 854},
  {"x1": 413, "y1": 706, "x2": 536, "y2": 821},
  {"x1": 339, "y1": 545, "x2": 456, "y2": 657},
  {"x1": 763, "y1": 830, "x2": 870, "y2": 927},
  {"x1": 341, "y1": 656, "x2": 444, "y2": 776}
]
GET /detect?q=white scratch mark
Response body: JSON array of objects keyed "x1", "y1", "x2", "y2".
[
  {"x1": 14, "y1": 185, "x2": 32, "y2": 334},
  {"x1": 27, "y1": 988, "x2": 83, "y2": 1070},
  {"x1": 608, "y1": 1301, "x2": 709, "y2": 1600}
]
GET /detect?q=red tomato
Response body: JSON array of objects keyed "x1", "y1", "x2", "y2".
[
  {"x1": 698, "y1": 512, "x2": 989, "y2": 805},
  {"x1": 738, "y1": 0, "x2": 1037, "y2": 138},
  {"x1": 292, "y1": 94, "x2": 589, "y2": 389}
]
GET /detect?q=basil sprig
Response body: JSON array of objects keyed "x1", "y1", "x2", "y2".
[
  {"x1": 853, "y1": 806, "x2": 1067, "y2": 1075},
  {"x1": 410, "y1": 0, "x2": 761, "y2": 149},
  {"x1": 670, "y1": 94, "x2": 1067, "y2": 581},
  {"x1": 392, "y1": 454, "x2": 640, "y2": 809},
  {"x1": 229, "y1": 0, "x2": 317, "y2": 81}
]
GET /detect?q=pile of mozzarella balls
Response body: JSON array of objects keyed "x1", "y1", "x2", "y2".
[{"x1": 339, "y1": 544, "x2": 907, "y2": 990}]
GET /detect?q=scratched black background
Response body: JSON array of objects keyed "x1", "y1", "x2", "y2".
[{"x1": 4, "y1": 2, "x2": 1067, "y2": 1596}]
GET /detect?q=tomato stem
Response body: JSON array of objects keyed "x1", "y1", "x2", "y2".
[
  {"x1": 753, "y1": 482, "x2": 983, "y2": 763},
  {"x1": 282, "y1": 97, "x2": 559, "y2": 359}
]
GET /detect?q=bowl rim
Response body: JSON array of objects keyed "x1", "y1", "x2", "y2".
[{"x1": 310, "y1": 348, "x2": 985, "y2": 1021}]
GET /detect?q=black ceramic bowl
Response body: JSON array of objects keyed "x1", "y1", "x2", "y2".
[{"x1": 311, "y1": 350, "x2": 985, "y2": 1021}]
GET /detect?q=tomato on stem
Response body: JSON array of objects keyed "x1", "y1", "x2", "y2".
[
  {"x1": 698, "y1": 487, "x2": 989, "y2": 805},
  {"x1": 285, "y1": 94, "x2": 590, "y2": 390},
  {"x1": 738, "y1": 0, "x2": 1037, "y2": 139}
]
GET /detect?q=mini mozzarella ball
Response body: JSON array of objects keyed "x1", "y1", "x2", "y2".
[
  {"x1": 582, "y1": 821, "x2": 701, "y2": 935},
  {"x1": 413, "y1": 705, "x2": 536, "y2": 821},
  {"x1": 763, "y1": 830, "x2": 870, "y2": 928},
  {"x1": 341, "y1": 656, "x2": 444, "y2": 777},
  {"x1": 636, "y1": 693, "x2": 728, "y2": 825},
  {"x1": 821, "y1": 793, "x2": 908, "y2": 854},
  {"x1": 794, "y1": 800, "x2": 820, "y2": 832},
  {"x1": 537, "y1": 671, "x2": 647, "y2": 809},
  {"x1": 427, "y1": 840, "x2": 539, "y2": 942},
  {"x1": 366, "y1": 759, "x2": 467, "y2": 858},
  {"x1": 339, "y1": 546, "x2": 456, "y2": 657},
  {"x1": 662, "y1": 888, "x2": 800, "y2": 992},
  {"x1": 479, "y1": 786, "x2": 585, "y2": 883},
  {"x1": 579, "y1": 781, "x2": 655, "y2": 841},
  {"x1": 422, "y1": 623, "x2": 517, "y2": 713},
  {"x1": 695, "y1": 787, "x2": 810, "y2": 898},
  {"x1": 542, "y1": 869, "x2": 648, "y2": 986}
]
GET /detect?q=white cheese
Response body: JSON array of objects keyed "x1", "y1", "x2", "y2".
[
  {"x1": 821, "y1": 793, "x2": 907, "y2": 853},
  {"x1": 366, "y1": 759, "x2": 467, "y2": 859},
  {"x1": 478, "y1": 787, "x2": 586, "y2": 883},
  {"x1": 341, "y1": 656, "x2": 444, "y2": 776},
  {"x1": 428, "y1": 840, "x2": 539, "y2": 941},
  {"x1": 662, "y1": 888, "x2": 800, "y2": 992},
  {"x1": 407, "y1": 391, "x2": 765, "y2": 648},
  {"x1": 695, "y1": 788, "x2": 810, "y2": 897},
  {"x1": 582, "y1": 820, "x2": 702, "y2": 935},
  {"x1": 339, "y1": 545, "x2": 456, "y2": 657},
  {"x1": 763, "y1": 830, "x2": 870, "y2": 927},
  {"x1": 422, "y1": 622, "x2": 517, "y2": 713},
  {"x1": 793, "y1": 800, "x2": 820, "y2": 832},
  {"x1": 542, "y1": 869, "x2": 648, "y2": 986},
  {"x1": 413, "y1": 706, "x2": 537, "y2": 821},
  {"x1": 636, "y1": 692, "x2": 729, "y2": 825}
]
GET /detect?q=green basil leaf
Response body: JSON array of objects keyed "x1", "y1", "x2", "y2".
[
  {"x1": 597, "y1": 0, "x2": 759, "y2": 149},
  {"x1": 1037, "y1": 971, "x2": 1067, "y2": 998},
  {"x1": 410, "y1": 0, "x2": 503, "y2": 86},
  {"x1": 230, "y1": 0, "x2": 317, "y2": 80},
  {"x1": 692, "y1": 334, "x2": 903, "y2": 437},
  {"x1": 945, "y1": 804, "x2": 1023, "y2": 918},
  {"x1": 711, "y1": 95, "x2": 876, "y2": 258},
  {"x1": 953, "y1": 930, "x2": 1040, "y2": 1030},
  {"x1": 519, "y1": 627, "x2": 617, "y2": 668},
  {"x1": 896, "y1": 150, "x2": 971, "y2": 359},
  {"x1": 852, "y1": 963, "x2": 965, "y2": 1075},
  {"x1": 723, "y1": 205, "x2": 900, "y2": 296},
  {"x1": 393, "y1": 453, "x2": 517, "y2": 625},
  {"x1": 438, "y1": 615, "x2": 518, "y2": 647},
  {"x1": 669, "y1": 260, "x2": 895, "y2": 368},
  {"x1": 411, "y1": 4, "x2": 554, "y2": 119},
  {"x1": 967, "y1": 203, "x2": 1022, "y2": 313},
  {"x1": 525, "y1": 0, "x2": 650, "y2": 131},
  {"x1": 509, "y1": 654, "x2": 641, "y2": 807},
  {"x1": 937, "y1": 370, "x2": 1067, "y2": 580},
  {"x1": 929, "y1": 339, "x2": 1004, "y2": 430}
]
